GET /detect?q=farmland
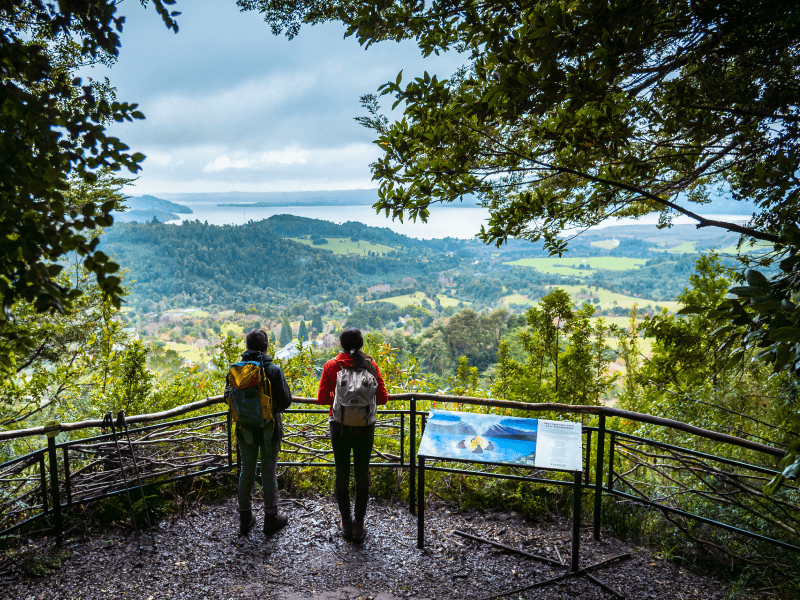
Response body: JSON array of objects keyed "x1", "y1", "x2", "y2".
[
  {"x1": 503, "y1": 256, "x2": 648, "y2": 277},
  {"x1": 289, "y1": 236, "x2": 395, "y2": 256}
]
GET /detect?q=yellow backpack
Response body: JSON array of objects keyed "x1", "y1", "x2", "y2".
[{"x1": 225, "y1": 357, "x2": 273, "y2": 428}]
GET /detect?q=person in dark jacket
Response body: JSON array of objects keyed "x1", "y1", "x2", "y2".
[
  {"x1": 317, "y1": 327, "x2": 388, "y2": 542},
  {"x1": 233, "y1": 329, "x2": 293, "y2": 536}
]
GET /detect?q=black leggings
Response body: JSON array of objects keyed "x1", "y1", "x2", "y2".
[{"x1": 330, "y1": 421, "x2": 375, "y2": 523}]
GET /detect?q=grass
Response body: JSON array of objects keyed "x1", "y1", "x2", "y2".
[
  {"x1": 366, "y1": 291, "x2": 432, "y2": 307},
  {"x1": 497, "y1": 287, "x2": 677, "y2": 314},
  {"x1": 590, "y1": 239, "x2": 620, "y2": 250},
  {"x1": 436, "y1": 294, "x2": 469, "y2": 308},
  {"x1": 504, "y1": 256, "x2": 647, "y2": 277},
  {"x1": 548, "y1": 284, "x2": 680, "y2": 312},
  {"x1": 498, "y1": 294, "x2": 537, "y2": 307},
  {"x1": 164, "y1": 341, "x2": 208, "y2": 364},
  {"x1": 718, "y1": 240, "x2": 774, "y2": 255},
  {"x1": 289, "y1": 236, "x2": 395, "y2": 256},
  {"x1": 366, "y1": 291, "x2": 470, "y2": 308},
  {"x1": 163, "y1": 308, "x2": 210, "y2": 317}
]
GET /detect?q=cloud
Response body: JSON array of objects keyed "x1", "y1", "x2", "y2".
[
  {"x1": 203, "y1": 147, "x2": 311, "y2": 172},
  {"x1": 97, "y1": 0, "x2": 464, "y2": 194}
]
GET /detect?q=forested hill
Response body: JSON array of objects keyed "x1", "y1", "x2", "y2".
[
  {"x1": 100, "y1": 220, "x2": 460, "y2": 308},
  {"x1": 263, "y1": 214, "x2": 428, "y2": 249}
]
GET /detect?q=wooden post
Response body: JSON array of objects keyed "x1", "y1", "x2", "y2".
[
  {"x1": 593, "y1": 414, "x2": 605, "y2": 541},
  {"x1": 38, "y1": 452, "x2": 48, "y2": 514},
  {"x1": 400, "y1": 413, "x2": 405, "y2": 468},
  {"x1": 607, "y1": 432, "x2": 616, "y2": 491},
  {"x1": 410, "y1": 397, "x2": 416, "y2": 515},
  {"x1": 45, "y1": 422, "x2": 62, "y2": 544},
  {"x1": 62, "y1": 446, "x2": 72, "y2": 508}
]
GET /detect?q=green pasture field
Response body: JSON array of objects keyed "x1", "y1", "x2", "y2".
[
  {"x1": 590, "y1": 239, "x2": 620, "y2": 250},
  {"x1": 163, "y1": 308, "x2": 210, "y2": 318},
  {"x1": 365, "y1": 291, "x2": 431, "y2": 307},
  {"x1": 496, "y1": 286, "x2": 677, "y2": 313},
  {"x1": 718, "y1": 240, "x2": 773, "y2": 255},
  {"x1": 504, "y1": 256, "x2": 647, "y2": 277},
  {"x1": 289, "y1": 236, "x2": 394, "y2": 256},
  {"x1": 365, "y1": 292, "x2": 471, "y2": 308},
  {"x1": 164, "y1": 341, "x2": 208, "y2": 364},
  {"x1": 548, "y1": 284, "x2": 679, "y2": 312},
  {"x1": 437, "y1": 294, "x2": 469, "y2": 308},
  {"x1": 498, "y1": 293, "x2": 536, "y2": 307},
  {"x1": 651, "y1": 241, "x2": 697, "y2": 253}
]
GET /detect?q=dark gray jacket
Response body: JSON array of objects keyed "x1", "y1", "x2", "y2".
[{"x1": 240, "y1": 349, "x2": 292, "y2": 436}]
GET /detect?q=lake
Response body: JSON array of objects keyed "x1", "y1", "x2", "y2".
[{"x1": 166, "y1": 202, "x2": 750, "y2": 240}]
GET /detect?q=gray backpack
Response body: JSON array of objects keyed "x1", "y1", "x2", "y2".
[{"x1": 332, "y1": 367, "x2": 378, "y2": 426}]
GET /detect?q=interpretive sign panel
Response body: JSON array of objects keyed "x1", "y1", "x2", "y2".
[{"x1": 417, "y1": 410, "x2": 582, "y2": 471}]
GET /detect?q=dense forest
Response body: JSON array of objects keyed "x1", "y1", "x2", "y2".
[
  {"x1": 99, "y1": 218, "x2": 460, "y2": 309},
  {"x1": 100, "y1": 215, "x2": 719, "y2": 315}
]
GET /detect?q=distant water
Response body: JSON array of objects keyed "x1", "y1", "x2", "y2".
[
  {"x1": 165, "y1": 202, "x2": 751, "y2": 240},
  {"x1": 166, "y1": 203, "x2": 492, "y2": 239}
]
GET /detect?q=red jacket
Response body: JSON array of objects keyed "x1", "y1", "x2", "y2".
[{"x1": 317, "y1": 352, "x2": 389, "y2": 415}]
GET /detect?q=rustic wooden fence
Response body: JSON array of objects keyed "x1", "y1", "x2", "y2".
[{"x1": 0, "y1": 394, "x2": 796, "y2": 565}]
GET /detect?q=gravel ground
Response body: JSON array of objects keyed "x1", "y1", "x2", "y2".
[{"x1": 1, "y1": 494, "x2": 746, "y2": 600}]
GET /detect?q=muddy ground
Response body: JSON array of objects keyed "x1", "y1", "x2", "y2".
[{"x1": 0, "y1": 494, "x2": 748, "y2": 600}]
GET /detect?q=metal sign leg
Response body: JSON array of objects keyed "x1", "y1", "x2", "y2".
[
  {"x1": 417, "y1": 456, "x2": 425, "y2": 549},
  {"x1": 572, "y1": 470, "x2": 582, "y2": 572}
]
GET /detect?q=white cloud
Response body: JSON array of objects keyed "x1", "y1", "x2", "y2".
[{"x1": 201, "y1": 144, "x2": 370, "y2": 173}]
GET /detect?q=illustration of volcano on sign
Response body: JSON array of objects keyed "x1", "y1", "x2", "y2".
[{"x1": 418, "y1": 410, "x2": 538, "y2": 465}]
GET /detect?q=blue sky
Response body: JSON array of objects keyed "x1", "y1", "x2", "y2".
[{"x1": 95, "y1": 0, "x2": 463, "y2": 196}]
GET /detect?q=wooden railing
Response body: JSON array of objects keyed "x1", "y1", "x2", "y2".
[{"x1": 0, "y1": 394, "x2": 796, "y2": 566}]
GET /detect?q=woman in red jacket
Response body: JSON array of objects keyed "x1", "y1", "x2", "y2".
[{"x1": 317, "y1": 327, "x2": 388, "y2": 542}]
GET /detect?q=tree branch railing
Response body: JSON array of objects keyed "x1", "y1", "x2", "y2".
[{"x1": 0, "y1": 393, "x2": 796, "y2": 568}]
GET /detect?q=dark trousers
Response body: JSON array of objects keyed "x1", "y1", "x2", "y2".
[{"x1": 330, "y1": 421, "x2": 375, "y2": 523}]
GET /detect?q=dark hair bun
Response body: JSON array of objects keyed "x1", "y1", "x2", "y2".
[{"x1": 339, "y1": 327, "x2": 363, "y2": 352}]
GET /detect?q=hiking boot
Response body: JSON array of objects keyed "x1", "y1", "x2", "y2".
[
  {"x1": 338, "y1": 519, "x2": 353, "y2": 540},
  {"x1": 351, "y1": 520, "x2": 366, "y2": 543},
  {"x1": 263, "y1": 513, "x2": 288, "y2": 534},
  {"x1": 239, "y1": 510, "x2": 255, "y2": 536}
]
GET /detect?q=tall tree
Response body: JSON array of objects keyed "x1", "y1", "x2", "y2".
[
  {"x1": 0, "y1": 0, "x2": 179, "y2": 368},
  {"x1": 280, "y1": 316, "x2": 293, "y2": 346},
  {"x1": 311, "y1": 312, "x2": 323, "y2": 334},
  {"x1": 297, "y1": 320, "x2": 308, "y2": 342}
]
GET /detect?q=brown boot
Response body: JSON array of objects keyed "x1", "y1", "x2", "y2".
[
  {"x1": 338, "y1": 518, "x2": 353, "y2": 540},
  {"x1": 239, "y1": 510, "x2": 255, "y2": 536},
  {"x1": 263, "y1": 513, "x2": 288, "y2": 534},
  {"x1": 352, "y1": 519, "x2": 366, "y2": 543}
]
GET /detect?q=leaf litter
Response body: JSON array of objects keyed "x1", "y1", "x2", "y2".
[{"x1": 0, "y1": 494, "x2": 749, "y2": 599}]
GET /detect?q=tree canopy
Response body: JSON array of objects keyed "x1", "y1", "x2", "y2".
[
  {"x1": 242, "y1": 0, "x2": 798, "y2": 252},
  {"x1": 0, "y1": 0, "x2": 179, "y2": 364}
]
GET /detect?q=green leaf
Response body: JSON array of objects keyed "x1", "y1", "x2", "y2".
[
  {"x1": 767, "y1": 327, "x2": 800, "y2": 342},
  {"x1": 728, "y1": 286, "x2": 761, "y2": 298}
]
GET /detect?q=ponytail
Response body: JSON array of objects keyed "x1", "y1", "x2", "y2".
[{"x1": 339, "y1": 327, "x2": 377, "y2": 377}]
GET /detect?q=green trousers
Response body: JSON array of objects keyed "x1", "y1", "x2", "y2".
[{"x1": 236, "y1": 421, "x2": 280, "y2": 516}]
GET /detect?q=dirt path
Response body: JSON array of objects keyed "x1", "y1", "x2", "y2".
[{"x1": 1, "y1": 495, "x2": 743, "y2": 600}]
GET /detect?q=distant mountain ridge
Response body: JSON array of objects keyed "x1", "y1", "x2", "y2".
[
  {"x1": 112, "y1": 195, "x2": 193, "y2": 223},
  {"x1": 155, "y1": 189, "x2": 481, "y2": 208}
]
